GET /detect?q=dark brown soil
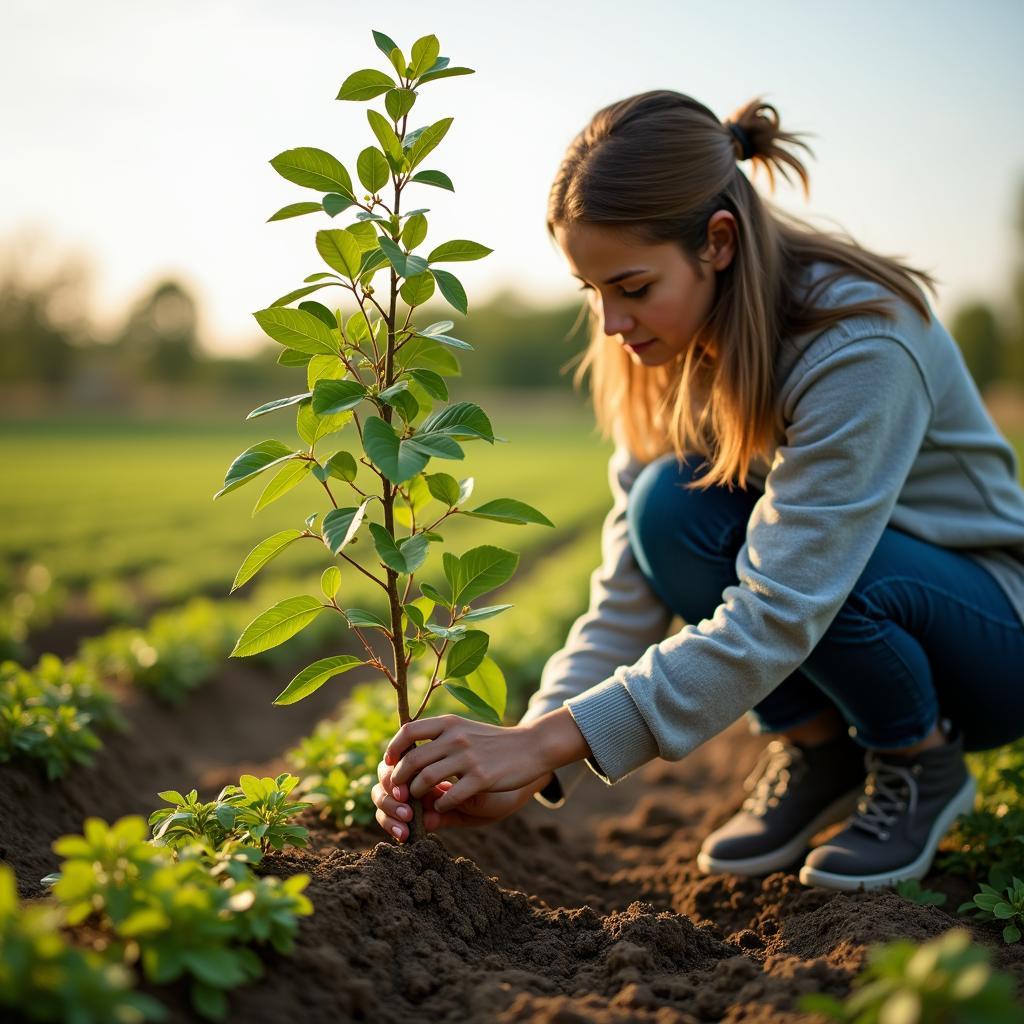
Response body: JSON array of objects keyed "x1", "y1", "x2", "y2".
[{"x1": 3, "y1": 663, "x2": 1023, "y2": 1022}]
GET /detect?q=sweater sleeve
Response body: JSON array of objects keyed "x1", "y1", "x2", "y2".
[
  {"x1": 563, "y1": 334, "x2": 935, "y2": 786},
  {"x1": 516, "y1": 429, "x2": 675, "y2": 807}
]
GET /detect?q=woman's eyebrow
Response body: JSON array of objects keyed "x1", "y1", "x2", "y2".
[{"x1": 572, "y1": 267, "x2": 649, "y2": 285}]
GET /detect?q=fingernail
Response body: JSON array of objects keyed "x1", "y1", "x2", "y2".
[
  {"x1": 392, "y1": 786, "x2": 401, "y2": 799},
  {"x1": 391, "y1": 825, "x2": 402, "y2": 839},
  {"x1": 396, "y1": 806, "x2": 410, "y2": 820}
]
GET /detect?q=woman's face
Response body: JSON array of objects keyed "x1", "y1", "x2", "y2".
[{"x1": 553, "y1": 213, "x2": 736, "y2": 366}]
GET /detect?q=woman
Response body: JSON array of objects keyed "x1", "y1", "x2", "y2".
[{"x1": 371, "y1": 91, "x2": 1024, "y2": 892}]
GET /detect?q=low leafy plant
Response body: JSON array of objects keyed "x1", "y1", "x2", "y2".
[
  {"x1": 894, "y1": 878, "x2": 947, "y2": 907},
  {"x1": 217, "y1": 28, "x2": 555, "y2": 840},
  {"x1": 958, "y1": 864, "x2": 1024, "y2": 944},
  {"x1": 0, "y1": 864, "x2": 166, "y2": 1024},
  {"x1": 0, "y1": 655, "x2": 126, "y2": 779},
  {"x1": 938, "y1": 741, "x2": 1024, "y2": 881},
  {"x1": 149, "y1": 773, "x2": 310, "y2": 853},
  {"x1": 42, "y1": 815, "x2": 313, "y2": 1021},
  {"x1": 800, "y1": 927, "x2": 1024, "y2": 1022}
]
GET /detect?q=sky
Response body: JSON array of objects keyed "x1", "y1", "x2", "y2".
[{"x1": 4, "y1": 0, "x2": 1024, "y2": 355}]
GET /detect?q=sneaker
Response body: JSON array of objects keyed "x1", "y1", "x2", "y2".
[
  {"x1": 798, "y1": 721, "x2": 977, "y2": 892},
  {"x1": 696, "y1": 732, "x2": 866, "y2": 876}
]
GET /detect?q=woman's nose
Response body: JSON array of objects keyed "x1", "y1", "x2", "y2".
[{"x1": 600, "y1": 302, "x2": 634, "y2": 337}]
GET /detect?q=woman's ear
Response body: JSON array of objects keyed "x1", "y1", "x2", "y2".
[{"x1": 702, "y1": 211, "x2": 738, "y2": 270}]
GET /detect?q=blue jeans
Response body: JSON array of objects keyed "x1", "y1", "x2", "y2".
[{"x1": 626, "y1": 452, "x2": 1024, "y2": 753}]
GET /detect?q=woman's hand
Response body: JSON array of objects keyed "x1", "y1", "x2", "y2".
[
  {"x1": 382, "y1": 714, "x2": 560, "y2": 811},
  {"x1": 372, "y1": 760, "x2": 550, "y2": 843}
]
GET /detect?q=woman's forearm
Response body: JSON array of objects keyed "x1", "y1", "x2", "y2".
[{"x1": 523, "y1": 705, "x2": 593, "y2": 774}]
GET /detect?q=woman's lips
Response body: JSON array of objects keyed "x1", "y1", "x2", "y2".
[{"x1": 625, "y1": 338, "x2": 657, "y2": 351}]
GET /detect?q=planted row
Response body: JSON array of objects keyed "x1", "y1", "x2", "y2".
[{"x1": 0, "y1": 773, "x2": 315, "y2": 1023}]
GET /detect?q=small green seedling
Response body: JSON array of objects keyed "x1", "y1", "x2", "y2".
[
  {"x1": 894, "y1": 877, "x2": 947, "y2": 907},
  {"x1": 958, "y1": 864, "x2": 1024, "y2": 944}
]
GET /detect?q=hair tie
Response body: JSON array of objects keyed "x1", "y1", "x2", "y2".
[{"x1": 725, "y1": 121, "x2": 754, "y2": 161}]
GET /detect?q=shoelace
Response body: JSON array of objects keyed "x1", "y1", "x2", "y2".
[
  {"x1": 741, "y1": 740, "x2": 806, "y2": 816},
  {"x1": 849, "y1": 752, "x2": 920, "y2": 840}
]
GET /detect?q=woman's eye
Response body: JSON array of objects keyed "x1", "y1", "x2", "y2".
[{"x1": 577, "y1": 283, "x2": 649, "y2": 299}]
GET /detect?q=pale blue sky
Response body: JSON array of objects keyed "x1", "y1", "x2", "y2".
[{"x1": 4, "y1": 0, "x2": 1023, "y2": 354}]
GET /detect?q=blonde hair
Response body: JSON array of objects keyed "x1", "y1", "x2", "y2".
[{"x1": 548, "y1": 91, "x2": 939, "y2": 490}]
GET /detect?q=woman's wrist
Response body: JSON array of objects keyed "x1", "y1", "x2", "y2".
[{"x1": 523, "y1": 706, "x2": 592, "y2": 776}]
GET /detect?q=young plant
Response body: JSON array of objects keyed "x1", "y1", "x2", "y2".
[
  {"x1": 958, "y1": 864, "x2": 1024, "y2": 944},
  {"x1": 800, "y1": 928, "x2": 1024, "y2": 1022},
  {"x1": 215, "y1": 29, "x2": 554, "y2": 840},
  {"x1": 149, "y1": 773, "x2": 310, "y2": 854},
  {"x1": 894, "y1": 878, "x2": 947, "y2": 907}
]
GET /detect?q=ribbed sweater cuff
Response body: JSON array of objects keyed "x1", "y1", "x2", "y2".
[{"x1": 565, "y1": 679, "x2": 660, "y2": 784}]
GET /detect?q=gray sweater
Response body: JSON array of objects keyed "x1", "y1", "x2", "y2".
[{"x1": 518, "y1": 260, "x2": 1024, "y2": 808}]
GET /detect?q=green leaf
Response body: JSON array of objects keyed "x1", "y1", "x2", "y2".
[
  {"x1": 254, "y1": 307, "x2": 339, "y2": 355},
  {"x1": 337, "y1": 68, "x2": 396, "y2": 102},
  {"x1": 462, "y1": 498, "x2": 555, "y2": 527},
  {"x1": 312, "y1": 378, "x2": 368, "y2": 415},
  {"x1": 298, "y1": 301, "x2": 337, "y2": 328},
  {"x1": 427, "y1": 239, "x2": 493, "y2": 263},
  {"x1": 420, "y1": 401, "x2": 494, "y2": 441},
  {"x1": 447, "y1": 546, "x2": 519, "y2": 605},
  {"x1": 420, "y1": 581, "x2": 450, "y2": 607},
  {"x1": 269, "y1": 282, "x2": 333, "y2": 307},
  {"x1": 401, "y1": 213, "x2": 428, "y2": 251},
  {"x1": 461, "y1": 655, "x2": 506, "y2": 719},
  {"x1": 406, "y1": 368, "x2": 448, "y2": 401},
  {"x1": 297, "y1": 397, "x2": 352, "y2": 447},
  {"x1": 231, "y1": 596, "x2": 326, "y2": 657},
  {"x1": 444, "y1": 630, "x2": 489, "y2": 679},
  {"x1": 274, "y1": 655, "x2": 364, "y2": 705},
  {"x1": 1004, "y1": 924, "x2": 1021, "y2": 943},
  {"x1": 404, "y1": 433, "x2": 464, "y2": 461},
  {"x1": 323, "y1": 193, "x2": 355, "y2": 217},
  {"x1": 215, "y1": 441, "x2": 295, "y2": 499},
  {"x1": 254, "y1": 459, "x2": 312, "y2": 514},
  {"x1": 320, "y1": 566, "x2": 341, "y2": 599},
  {"x1": 316, "y1": 228, "x2": 363, "y2": 280},
  {"x1": 327, "y1": 450, "x2": 360, "y2": 481},
  {"x1": 362, "y1": 416, "x2": 429, "y2": 484},
  {"x1": 231, "y1": 530, "x2": 303, "y2": 593},
  {"x1": 191, "y1": 980, "x2": 228, "y2": 1020},
  {"x1": 425, "y1": 472, "x2": 460, "y2": 505},
  {"x1": 345, "y1": 607, "x2": 392, "y2": 630},
  {"x1": 409, "y1": 35, "x2": 440, "y2": 78},
  {"x1": 400, "y1": 272, "x2": 435, "y2": 307},
  {"x1": 410, "y1": 169, "x2": 454, "y2": 192},
  {"x1": 384, "y1": 389, "x2": 420, "y2": 425},
  {"x1": 418, "y1": 66, "x2": 475, "y2": 85},
  {"x1": 278, "y1": 348, "x2": 313, "y2": 368},
  {"x1": 270, "y1": 147, "x2": 354, "y2": 196},
  {"x1": 406, "y1": 117, "x2": 453, "y2": 171},
  {"x1": 377, "y1": 236, "x2": 427, "y2": 278},
  {"x1": 430, "y1": 267, "x2": 469, "y2": 315},
  {"x1": 371, "y1": 30, "x2": 400, "y2": 60},
  {"x1": 443, "y1": 684, "x2": 501, "y2": 725},
  {"x1": 385, "y1": 87, "x2": 417, "y2": 121},
  {"x1": 268, "y1": 201, "x2": 323, "y2": 222},
  {"x1": 246, "y1": 392, "x2": 313, "y2": 419},
  {"x1": 322, "y1": 498, "x2": 374, "y2": 554},
  {"x1": 461, "y1": 604, "x2": 513, "y2": 622},
  {"x1": 367, "y1": 109, "x2": 404, "y2": 162},
  {"x1": 369, "y1": 522, "x2": 408, "y2": 574},
  {"x1": 357, "y1": 146, "x2": 390, "y2": 194}
]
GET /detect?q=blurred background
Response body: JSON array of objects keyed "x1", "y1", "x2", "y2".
[{"x1": 1, "y1": 1, "x2": 1023, "y2": 729}]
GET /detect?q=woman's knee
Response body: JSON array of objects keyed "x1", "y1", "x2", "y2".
[{"x1": 626, "y1": 452, "x2": 755, "y2": 567}]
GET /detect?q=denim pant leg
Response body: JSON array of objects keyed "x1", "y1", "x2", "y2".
[{"x1": 626, "y1": 452, "x2": 1024, "y2": 754}]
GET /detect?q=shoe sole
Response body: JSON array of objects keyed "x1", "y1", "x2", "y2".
[
  {"x1": 695, "y1": 785, "x2": 863, "y2": 877},
  {"x1": 797, "y1": 774, "x2": 977, "y2": 892}
]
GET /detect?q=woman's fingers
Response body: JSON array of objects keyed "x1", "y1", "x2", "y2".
[
  {"x1": 371, "y1": 781, "x2": 412, "y2": 842},
  {"x1": 377, "y1": 759, "x2": 407, "y2": 802}
]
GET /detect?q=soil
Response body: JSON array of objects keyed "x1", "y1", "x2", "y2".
[{"x1": 3, "y1": 648, "x2": 1024, "y2": 1022}]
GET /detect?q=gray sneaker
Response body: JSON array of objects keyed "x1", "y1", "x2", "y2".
[
  {"x1": 798, "y1": 722, "x2": 977, "y2": 892},
  {"x1": 696, "y1": 732, "x2": 866, "y2": 877}
]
